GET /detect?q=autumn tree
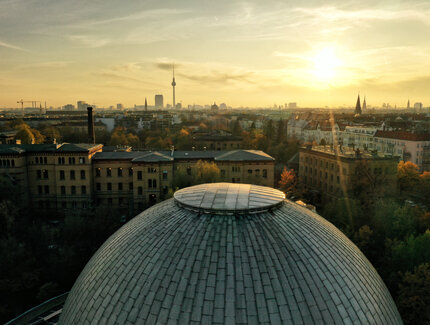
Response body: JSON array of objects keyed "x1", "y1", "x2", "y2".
[
  {"x1": 192, "y1": 160, "x2": 221, "y2": 185},
  {"x1": 278, "y1": 167, "x2": 296, "y2": 196},
  {"x1": 397, "y1": 161, "x2": 420, "y2": 192}
]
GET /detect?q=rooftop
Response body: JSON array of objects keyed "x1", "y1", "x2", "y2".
[
  {"x1": 302, "y1": 145, "x2": 398, "y2": 160},
  {"x1": 174, "y1": 183, "x2": 285, "y2": 214},
  {"x1": 0, "y1": 143, "x2": 102, "y2": 155}
]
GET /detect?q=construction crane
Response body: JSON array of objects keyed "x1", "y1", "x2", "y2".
[{"x1": 17, "y1": 99, "x2": 43, "y2": 113}]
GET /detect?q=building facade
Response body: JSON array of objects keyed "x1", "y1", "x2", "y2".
[
  {"x1": 298, "y1": 146, "x2": 398, "y2": 200},
  {"x1": 0, "y1": 144, "x2": 275, "y2": 217}
]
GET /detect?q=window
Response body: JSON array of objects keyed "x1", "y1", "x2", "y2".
[
  {"x1": 44, "y1": 157, "x2": 47, "y2": 164},
  {"x1": 108, "y1": 198, "x2": 113, "y2": 206},
  {"x1": 162, "y1": 171, "x2": 168, "y2": 180},
  {"x1": 60, "y1": 170, "x2": 65, "y2": 180},
  {"x1": 187, "y1": 167, "x2": 192, "y2": 176},
  {"x1": 71, "y1": 186, "x2": 76, "y2": 195},
  {"x1": 148, "y1": 179, "x2": 153, "y2": 188},
  {"x1": 80, "y1": 170, "x2": 86, "y2": 180},
  {"x1": 137, "y1": 171, "x2": 142, "y2": 180},
  {"x1": 37, "y1": 170, "x2": 42, "y2": 179},
  {"x1": 148, "y1": 167, "x2": 157, "y2": 173},
  {"x1": 96, "y1": 168, "x2": 101, "y2": 177},
  {"x1": 70, "y1": 170, "x2": 75, "y2": 180},
  {"x1": 38, "y1": 185, "x2": 43, "y2": 194},
  {"x1": 118, "y1": 183, "x2": 123, "y2": 191},
  {"x1": 129, "y1": 168, "x2": 133, "y2": 176},
  {"x1": 61, "y1": 186, "x2": 66, "y2": 195},
  {"x1": 58, "y1": 157, "x2": 65, "y2": 164},
  {"x1": 72, "y1": 201, "x2": 77, "y2": 208},
  {"x1": 118, "y1": 168, "x2": 123, "y2": 177},
  {"x1": 107, "y1": 183, "x2": 112, "y2": 191},
  {"x1": 11, "y1": 160, "x2": 15, "y2": 167},
  {"x1": 44, "y1": 185, "x2": 49, "y2": 194},
  {"x1": 232, "y1": 166, "x2": 240, "y2": 172},
  {"x1": 43, "y1": 170, "x2": 49, "y2": 179},
  {"x1": 248, "y1": 169, "x2": 252, "y2": 174},
  {"x1": 119, "y1": 197, "x2": 124, "y2": 205},
  {"x1": 129, "y1": 182, "x2": 133, "y2": 190},
  {"x1": 153, "y1": 179, "x2": 157, "y2": 188},
  {"x1": 69, "y1": 157, "x2": 75, "y2": 165},
  {"x1": 263, "y1": 169, "x2": 267, "y2": 178},
  {"x1": 107, "y1": 168, "x2": 112, "y2": 177},
  {"x1": 96, "y1": 183, "x2": 101, "y2": 191},
  {"x1": 79, "y1": 157, "x2": 85, "y2": 164},
  {"x1": 35, "y1": 157, "x2": 39, "y2": 164},
  {"x1": 81, "y1": 185, "x2": 87, "y2": 195},
  {"x1": 138, "y1": 186, "x2": 143, "y2": 195}
]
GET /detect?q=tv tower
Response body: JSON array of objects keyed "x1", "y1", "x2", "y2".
[{"x1": 171, "y1": 64, "x2": 176, "y2": 108}]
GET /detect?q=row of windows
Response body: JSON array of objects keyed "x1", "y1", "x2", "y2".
[
  {"x1": 59, "y1": 185, "x2": 87, "y2": 195},
  {"x1": 57, "y1": 157, "x2": 86, "y2": 165},
  {"x1": 1, "y1": 159, "x2": 15, "y2": 167},
  {"x1": 38, "y1": 200, "x2": 89, "y2": 209},
  {"x1": 95, "y1": 180, "x2": 158, "y2": 191},
  {"x1": 96, "y1": 168, "x2": 168, "y2": 179},
  {"x1": 59, "y1": 170, "x2": 86, "y2": 180},
  {"x1": 36, "y1": 170, "x2": 49, "y2": 179}
]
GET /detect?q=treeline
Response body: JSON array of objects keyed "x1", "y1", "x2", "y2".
[
  {"x1": 0, "y1": 180, "x2": 121, "y2": 323},
  {"x1": 319, "y1": 161, "x2": 430, "y2": 324}
]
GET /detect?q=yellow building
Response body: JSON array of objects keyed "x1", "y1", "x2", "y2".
[
  {"x1": 299, "y1": 146, "x2": 398, "y2": 200},
  {"x1": 0, "y1": 144, "x2": 274, "y2": 217}
]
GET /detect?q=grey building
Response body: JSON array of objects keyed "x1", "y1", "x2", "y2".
[
  {"x1": 60, "y1": 183, "x2": 402, "y2": 324},
  {"x1": 155, "y1": 95, "x2": 164, "y2": 109}
]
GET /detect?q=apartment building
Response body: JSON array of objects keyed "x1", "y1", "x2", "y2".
[
  {"x1": 298, "y1": 146, "x2": 398, "y2": 201},
  {"x1": 0, "y1": 144, "x2": 275, "y2": 217}
]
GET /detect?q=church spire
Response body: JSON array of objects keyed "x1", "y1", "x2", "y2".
[
  {"x1": 145, "y1": 97, "x2": 147, "y2": 111},
  {"x1": 354, "y1": 93, "x2": 361, "y2": 115},
  {"x1": 362, "y1": 96, "x2": 367, "y2": 112}
]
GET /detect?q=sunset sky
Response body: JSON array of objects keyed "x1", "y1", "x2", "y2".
[{"x1": 1, "y1": 0, "x2": 429, "y2": 108}]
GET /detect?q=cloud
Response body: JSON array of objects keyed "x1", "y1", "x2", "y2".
[
  {"x1": 69, "y1": 35, "x2": 110, "y2": 48},
  {"x1": 0, "y1": 40, "x2": 28, "y2": 51},
  {"x1": 16, "y1": 61, "x2": 72, "y2": 69}
]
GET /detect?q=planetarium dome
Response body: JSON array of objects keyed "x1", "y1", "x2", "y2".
[{"x1": 60, "y1": 183, "x2": 402, "y2": 324}]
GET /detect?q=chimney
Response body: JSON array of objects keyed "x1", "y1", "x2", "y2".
[{"x1": 87, "y1": 106, "x2": 95, "y2": 144}]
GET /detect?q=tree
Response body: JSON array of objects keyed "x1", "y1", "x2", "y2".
[
  {"x1": 231, "y1": 120, "x2": 242, "y2": 136},
  {"x1": 278, "y1": 167, "x2": 296, "y2": 196},
  {"x1": 398, "y1": 161, "x2": 419, "y2": 192},
  {"x1": 192, "y1": 160, "x2": 221, "y2": 185},
  {"x1": 263, "y1": 119, "x2": 275, "y2": 140},
  {"x1": 397, "y1": 263, "x2": 430, "y2": 325},
  {"x1": 276, "y1": 119, "x2": 285, "y2": 142},
  {"x1": 14, "y1": 124, "x2": 45, "y2": 144}
]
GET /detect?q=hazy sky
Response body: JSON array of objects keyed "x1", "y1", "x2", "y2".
[{"x1": 1, "y1": 0, "x2": 429, "y2": 108}]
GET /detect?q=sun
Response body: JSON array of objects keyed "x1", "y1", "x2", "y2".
[{"x1": 311, "y1": 47, "x2": 342, "y2": 82}]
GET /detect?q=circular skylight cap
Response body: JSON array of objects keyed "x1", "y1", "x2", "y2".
[{"x1": 174, "y1": 183, "x2": 285, "y2": 214}]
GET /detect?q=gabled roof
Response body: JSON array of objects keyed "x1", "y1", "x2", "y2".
[
  {"x1": 215, "y1": 150, "x2": 274, "y2": 161},
  {"x1": 132, "y1": 151, "x2": 173, "y2": 162}
]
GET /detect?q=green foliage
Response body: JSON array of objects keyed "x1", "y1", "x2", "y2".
[
  {"x1": 396, "y1": 263, "x2": 430, "y2": 325},
  {"x1": 391, "y1": 231, "x2": 430, "y2": 273}
]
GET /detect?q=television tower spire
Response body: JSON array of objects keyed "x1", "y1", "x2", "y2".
[{"x1": 171, "y1": 64, "x2": 176, "y2": 109}]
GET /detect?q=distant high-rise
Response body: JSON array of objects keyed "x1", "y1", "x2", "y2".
[
  {"x1": 354, "y1": 94, "x2": 362, "y2": 115},
  {"x1": 407, "y1": 99, "x2": 410, "y2": 109},
  {"x1": 171, "y1": 64, "x2": 176, "y2": 108},
  {"x1": 145, "y1": 98, "x2": 148, "y2": 111},
  {"x1": 155, "y1": 95, "x2": 164, "y2": 109},
  {"x1": 77, "y1": 101, "x2": 89, "y2": 111},
  {"x1": 414, "y1": 102, "x2": 423, "y2": 111},
  {"x1": 116, "y1": 103, "x2": 123, "y2": 110}
]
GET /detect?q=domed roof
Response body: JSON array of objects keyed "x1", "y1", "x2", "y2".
[{"x1": 60, "y1": 183, "x2": 402, "y2": 325}]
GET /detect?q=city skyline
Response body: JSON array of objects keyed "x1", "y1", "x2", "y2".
[{"x1": 1, "y1": 0, "x2": 430, "y2": 108}]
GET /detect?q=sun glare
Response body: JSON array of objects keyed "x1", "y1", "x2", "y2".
[{"x1": 311, "y1": 47, "x2": 342, "y2": 82}]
